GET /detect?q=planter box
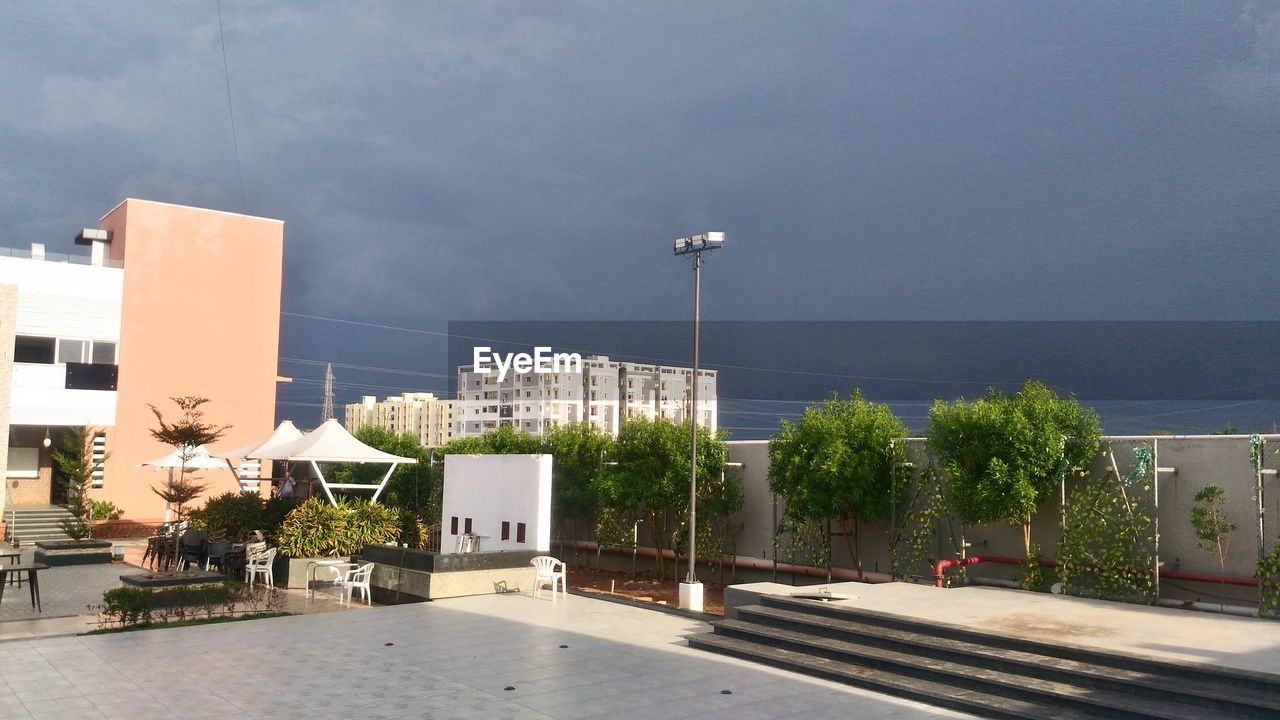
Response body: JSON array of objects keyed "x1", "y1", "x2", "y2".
[
  {"x1": 34, "y1": 539, "x2": 112, "y2": 566},
  {"x1": 360, "y1": 545, "x2": 539, "y2": 603},
  {"x1": 120, "y1": 570, "x2": 226, "y2": 589},
  {"x1": 273, "y1": 554, "x2": 351, "y2": 589}
]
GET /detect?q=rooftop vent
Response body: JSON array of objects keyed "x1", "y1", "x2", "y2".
[{"x1": 74, "y1": 228, "x2": 112, "y2": 245}]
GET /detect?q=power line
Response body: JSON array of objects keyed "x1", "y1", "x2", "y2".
[{"x1": 216, "y1": 0, "x2": 246, "y2": 206}]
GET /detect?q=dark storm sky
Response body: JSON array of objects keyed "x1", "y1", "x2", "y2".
[{"x1": 2, "y1": 2, "x2": 1278, "y2": 429}]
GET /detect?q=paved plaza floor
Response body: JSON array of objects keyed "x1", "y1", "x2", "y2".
[{"x1": 0, "y1": 592, "x2": 973, "y2": 720}]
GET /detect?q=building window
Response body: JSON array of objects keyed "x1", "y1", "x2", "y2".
[
  {"x1": 14, "y1": 335, "x2": 55, "y2": 364},
  {"x1": 464, "y1": 517, "x2": 473, "y2": 534},
  {"x1": 450, "y1": 516, "x2": 459, "y2": 534},
  {"x1": 91, "y1": 432, "x2": 107, "y2": 487},
  {"x1": 6, "y1": 448, "x2": 38, "y2": 478},
  {"x1": 516, "y1": 522, "x2": 526, "y2": 543},
  {"x1": 501, "y1": 521, "x2": 510, "y2": 541},
  {"x1": 56, "y1": 339, "x2": 87, "y2": 364}
]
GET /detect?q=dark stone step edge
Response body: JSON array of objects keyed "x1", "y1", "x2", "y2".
[
  {"x1": 711, "y1": 619, "x2": 1207, "y2": 720},
  {"x1": 735, "y1": 604, "x2": 1280, "y2": 715},
  {"x1": 761, "y1": 595, "x2": 1280, "y2": 692},
  {"x1": 689, "y1": 632, "x2": 1102, "y2": 720}
]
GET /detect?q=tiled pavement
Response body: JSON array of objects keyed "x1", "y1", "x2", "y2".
[
  {"x1": 0, "y1": 545, "x2": 363, "y2": 631},
  {"x1": 0, "y1": 592, "x2": 973, "y2": 720}
]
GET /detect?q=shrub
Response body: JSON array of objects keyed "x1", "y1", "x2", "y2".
[
  {"x1": 95, "y1": 581, "x2": 287, "y2": 629},
  {"x1": 277, "y1": 498, "x2": 399, "y2": 557},
  {"x1": 188, "y1": 492, "x2": 293, "y2": 540},
  {"x1": 278, "y1": 499, "x2": 346, "y2": 557},
  {"x1": 100, "y1": 587, "x2": 154, "y2": 627},
  {"x1": 90, "y1": 500, "x2": 124, "y2": 521},
  {"x1": 397, "y1": 509, "x2": 428, "y2": 549}
]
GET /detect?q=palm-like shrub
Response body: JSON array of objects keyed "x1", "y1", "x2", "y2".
[{"x1": 277, "y1": 498, "x2": 400, "y2": 557}]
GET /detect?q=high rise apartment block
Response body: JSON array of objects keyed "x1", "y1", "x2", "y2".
[
  {"x1": 345, "y1": 392, "x2": 456, "y2": 448},
  {"x1": 454, "y1": 355, "x2": 716, "y2": 438}
]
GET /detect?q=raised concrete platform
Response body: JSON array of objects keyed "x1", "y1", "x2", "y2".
[
  {"x1": 362, "y1": 546, "x2": 539, "y2": 602},
  {"x1": 726, "y1": 581, "x2": 1280, "y2": 675},
  {"x1": 33, "y1": 539, "x2": 112, "y2": 566}
]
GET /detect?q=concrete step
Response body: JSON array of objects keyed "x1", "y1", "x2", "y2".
[
  {"x1": 759, "y1": 595, "x2": 1280, "y2": 698},
  {"x1": 735, "y1": 603, "x2": 1280, "y2": 717},
  {"x1": 710, "y1": 617, "x2": 1237, "y2": 720},
  {"x1": 688, "y1": 632, "x2": 1098, "y2": 720},
  {"x1": 689, "y1": 595, "x2": 1280, "y2": 720}
]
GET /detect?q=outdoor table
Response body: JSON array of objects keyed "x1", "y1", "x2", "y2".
[
  {"x1": 0, "y1": 544, "x2": 21, "y2": 587},
  {"x1": 0, "y1": 563, "x2": 47, "y2": 612},
  {"x1": 223, "y1": 544, "x2": 247, "y2": 580},
  {"x1": 306, "y1": 559, "x2": 357, "y2": 599}
]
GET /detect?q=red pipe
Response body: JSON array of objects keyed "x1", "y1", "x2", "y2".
[
  {"x1": 934, "y1": 555, "x2": 1259, "y2": 589},
  {"x1": 1160, "y1": 570, "x2": 1257, "y2": 588}
]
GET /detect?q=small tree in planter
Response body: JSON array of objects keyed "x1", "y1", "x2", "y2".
[
  {"x1": 53, "y1": 426, "x2": 110, "y2": 540},
  {"x1": 148, "y1": 396, "x2": 229, "y2": 521},
  {"x1": 1191, "y1": 484, "x2": 1237, "y2": 590},
  {"x1": 929, "y1": 380, "x2": 1100, "y2": 588},
  {"x1": 593, "y1": 417, "x2": 727, "y2": 581},
  {"x1": 769, "y1": 391, "x2": 906, "y2": 581}
]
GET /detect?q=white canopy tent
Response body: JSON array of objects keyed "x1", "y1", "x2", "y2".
[
  {"x1": 139, "y1": 444, "x2": 238, "y2": 519},
  {"x1": 216, "y1": 421, "x2": 306, "y2": 492},
  {"x1": 217, "y1": 420, "x2": 305, "y2": 462},
  {"x1": 139, "y1": 444, "x2": 229, "y2": 471},
  {"x1": 252, "y1": 419, "x2": 417, "y2": 505}
]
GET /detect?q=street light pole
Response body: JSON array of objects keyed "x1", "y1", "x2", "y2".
[
  {"x1": 672, "y1": 231, "x2": 724, "y2": 612},
  {"x1": 688, "y1": 249, "x2": 701, "y2": 586}
]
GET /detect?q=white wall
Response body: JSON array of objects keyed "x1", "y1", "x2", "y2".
[
  {"x1": 0, "y1": 257, "x2": 122, "y2": 426},
  {"x1": 442, "y1": 454, "x2": 552, "y2": 553},
  {"x1": 0, "y1": 257, "x2": 123, "y2": 340}
]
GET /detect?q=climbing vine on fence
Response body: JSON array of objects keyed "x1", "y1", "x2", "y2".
[
  {"x1": 890, "y1": 466, "x2": 948, "y2": 581},
  {"x1": 772, "y1": 514, "x2": 830, "y2": 573},
  {"x1": 1058, "y1": 446, "x2": 1157, "y2": 605},
  {"x1": 1257, "y1": 541, "x2": 1280, "y2": 619}
]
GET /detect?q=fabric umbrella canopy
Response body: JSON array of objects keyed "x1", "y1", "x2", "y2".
[
  {"x1": 256, "y1": 419, "x2": 417, "y2": 505},
  {"x1": 139, "y1": 444, "x2": 228, "y2": 470},
  {"x1": 216, "y1": 420, "x2": 305, "y2": 461}
]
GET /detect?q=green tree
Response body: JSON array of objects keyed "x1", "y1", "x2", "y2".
[
  {"x1": 148, "y1": 396, "x2": 229, "y2": 521},
  {"x1": 768, "y1": 391, "x2": 906, "y2": 581},
  {"x1": 542, "y1": 422, "x2": 613, "y2": 549},
  {"x1": 442, "y1": 425, "x2": 542, "y2": 455},
  {"x1": 1191, "y1": 484, "x2": 1236, "y2": 580},
  {"x1": 593, "y1": 417, "x2": 726, "y2": 580},
  {"x1": 928, "y1": 380, "x2": 1101, "y2": 562},
  {"x1": 331, "y1": 427, "x2": 432, "y2": 513},
  {"x1": 53, "y1": 427, "x2": 109, "y2": 540}
]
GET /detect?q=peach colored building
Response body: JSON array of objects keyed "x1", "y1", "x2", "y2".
[{"x1": 0, "y1": 199, "x2": 284, "y2": 538}]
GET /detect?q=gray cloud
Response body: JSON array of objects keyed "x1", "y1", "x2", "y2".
[{"x1": 3, "y1": 2, "x2": 1279, "y2": 421}]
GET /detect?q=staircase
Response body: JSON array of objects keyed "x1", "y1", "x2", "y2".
[
  {"x1": 4, "y1": 506, "x2": 77, "y2": 545},
  {"x1": 688, "y1": 594, "x2": 1280, "y2": 719}
]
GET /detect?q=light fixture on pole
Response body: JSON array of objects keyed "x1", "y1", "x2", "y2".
[{"x1": 672, "y1": 231, "x2": 724, "y2": 612}]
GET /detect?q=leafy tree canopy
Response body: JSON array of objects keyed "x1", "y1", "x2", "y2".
[{"x1": 928, "y1": 380, "x2": 1101, "y2": 556}]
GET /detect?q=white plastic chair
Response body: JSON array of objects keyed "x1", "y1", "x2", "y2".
[
  {"x1": 340, "y1": 562, "x2": 375, "y2": 605},
  {"x1": 245, "y1": 547, "x2": 276, "y2": 587},
  {"x1": 530, "y1": 556, "x2": 566, "y2": 599}
]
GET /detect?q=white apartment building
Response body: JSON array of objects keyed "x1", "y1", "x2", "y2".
[
  {"x1": 345, "y1": 392, "x2": 456, "y2": 449},
  {"x1": 454, "y1": 355, "x2": 716, "y2": 438}
]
